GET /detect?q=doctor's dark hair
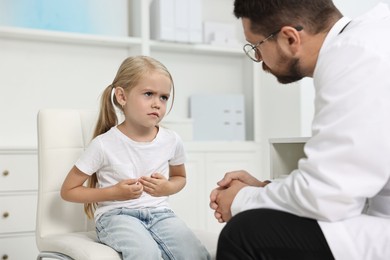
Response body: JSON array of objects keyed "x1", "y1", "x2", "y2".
[
  {"x1": 233, "y1": 0, "x2": 342, "y2": 36},
  {"x1": 84, "y1": 56, "x2": 175, "y2": 219}
]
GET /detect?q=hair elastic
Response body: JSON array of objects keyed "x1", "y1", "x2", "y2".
[
  {"x1": 110, "y1": 85, "x2": 116, "y2": 108},
  {"x1": 110, "y1": 85, "x2": 125, "y2": 124}
]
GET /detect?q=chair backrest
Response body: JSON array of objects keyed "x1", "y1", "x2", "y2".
[{"x1": 36, "y1": 109, "x2": 98, "y2": 247}]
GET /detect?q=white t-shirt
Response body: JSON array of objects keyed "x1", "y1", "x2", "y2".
[
  {"x1": 231, "y1": 3, "x2": 390, "y2": 260},
  {"x1": 75, "y1": 126, "x2": 186, "y2": 221}
]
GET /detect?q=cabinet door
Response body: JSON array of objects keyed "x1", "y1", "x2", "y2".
[
  {"x1": 205, "y1": 152, "x2": 259, "y2": 233},
  {"x1": 169, "y1": 153, "x2": 206, "y2": 230},
  {"x1": 0, "y1": 194, "x2": 37, "y2": 233},
  {"x1": 0, "y1": 234, "x2": 38, "y2": 260},
  {"x1": 0, "y1": 153, "x2": 38, "y2": 191}
]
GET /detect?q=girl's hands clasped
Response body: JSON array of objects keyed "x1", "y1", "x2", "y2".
[{"x1": 112, "y1": 178, "x2": 143, "y2": 200}]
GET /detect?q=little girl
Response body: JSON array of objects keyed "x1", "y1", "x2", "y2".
[{"x1": 61, "y1": 56, "x2": 210, "y2": 260}]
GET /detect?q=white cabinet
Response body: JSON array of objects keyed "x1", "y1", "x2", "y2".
[
  {"x1": 0, "y1": 143, "x2": 260, "y2": 258},
  {"x1": 169, "y1": 152, "x2": 207, "y2": 230},
  {"x1": 170, "y1": 142, "x2": 261, "y2": 233},
  {"x1": 0, "y1": 148, "x2": 39, "y2": 259}
]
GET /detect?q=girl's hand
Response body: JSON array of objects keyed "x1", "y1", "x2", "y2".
[
  {"x1": 139, "y1": 173, "x2": 171, "y2": 197},
  {"x1": 61, "y1": 166, "x2": 144, "y2": 203},
  {"x1": 112, "y1": 179, "x2": 143, "y2": 200}
]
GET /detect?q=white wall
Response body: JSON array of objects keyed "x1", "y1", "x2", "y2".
[
  {"x1": 334, "y1": 0, "x2": 390, "y2": 17},
  {"x1": 0, "y1": 37, "x2": 130, "y2": 147},
  {"x1": 0, "y1": 0, "x2": 128, "y2": 36},
  {"x1": 0, "y1": 1, "x2": 132, "y2": 148}
]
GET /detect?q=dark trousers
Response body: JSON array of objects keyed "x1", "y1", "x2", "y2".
[{"x1": 217, "y1": 209, "x2": 334, "y2": 260}]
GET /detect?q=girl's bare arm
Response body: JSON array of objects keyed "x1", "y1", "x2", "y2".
[{"x1": 60, "y1": 166, "x2": 143, "y2": 203}]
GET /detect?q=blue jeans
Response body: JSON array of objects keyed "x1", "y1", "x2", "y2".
[{"x1": 96, "y1": 207, "x2": 210, "y2": 260}]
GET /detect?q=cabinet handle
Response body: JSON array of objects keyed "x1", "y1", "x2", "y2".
[
  {"x1": 2, "y1": 254, "x2": 8, "y2": 260},
  {"x1": 2, "y1": 170, "x2": 9, "y2": 176},
  {"x1": 2, "y1": 212, "x2": 9, "y2": 218}
]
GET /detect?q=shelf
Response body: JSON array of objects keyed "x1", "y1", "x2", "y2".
[
  {"x1": 0, "y1": 26, "x2": 245, "y2": 58},
  {"x1": 269, "y1": 137, "x2": 310, "y2": 144},
  {"x1": 0, "y1": 26, "x2": 142, "y2": 48},
  {"x1": 269, "y1": 138, "x2": 308, "y2": 179},
  {"x1": 150, "y1": 40, "x2": 244, "y2": 57},
  {"x1": 0, "y1": 147, "x2": 37, "y2": 154}
]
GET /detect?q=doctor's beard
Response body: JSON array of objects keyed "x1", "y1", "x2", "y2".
[{"x1": 262, "y1": 52, "x2": 304, "y2": 84}]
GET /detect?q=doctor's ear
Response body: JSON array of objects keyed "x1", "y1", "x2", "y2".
[
  {"x1": 279, "y1": 26, "x2": 303, "y2": 52},
  {"x1": 114, "y1": 87, "x2": 127, "y2": 107}
]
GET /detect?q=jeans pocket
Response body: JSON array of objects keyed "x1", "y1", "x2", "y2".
[{"x1": 95, "y1": 216, "x2": 103, "y2": 233}]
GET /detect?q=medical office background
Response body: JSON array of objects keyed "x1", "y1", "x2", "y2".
[{"x1": 0, "y1": 0, "x2": 389, "y2": 258}]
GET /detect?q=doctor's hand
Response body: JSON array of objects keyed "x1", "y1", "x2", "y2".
[
  {"x1": 217, "y1": 170, "x2": 270, "y2": 188},
  {"x1": 209, "y1": 179, "x2": 248, "y2": 223}
]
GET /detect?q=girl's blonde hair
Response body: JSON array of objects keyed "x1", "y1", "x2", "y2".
[{"x1": 84, "y1": 56, "x2": 175, "y2": 219}]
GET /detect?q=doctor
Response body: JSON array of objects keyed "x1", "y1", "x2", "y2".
[{"x1": 209, "y1": 0, "x2": 390, "y2": 259}]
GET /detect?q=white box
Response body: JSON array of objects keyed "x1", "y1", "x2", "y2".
[
  {"x1": 175, "y1": 0, "x2": 190, "y2": 42},
  {"x1": 150, "y1": 0, "x2": 202, "y2": 43},
  {"x1": 203, "y1": 21, "x2": 239, "y2": 46},
  {"x1": 150, "y1": 0, "x2": 175, "y2": 41},
  {"x1": 189, "y1": 0, "x2": 203, "y2": 43},
  {"x1": 190, "y1": 94, "x2": 246, "y2": 141}
]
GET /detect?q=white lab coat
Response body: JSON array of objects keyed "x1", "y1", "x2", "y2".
[{"x1": 231, "y1": 3, "x2": 390, "y2": 259}]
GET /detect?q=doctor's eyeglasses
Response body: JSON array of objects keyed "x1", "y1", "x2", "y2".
[{"x1": 243, "y1": 26, "x2": 303, "y2": 62}]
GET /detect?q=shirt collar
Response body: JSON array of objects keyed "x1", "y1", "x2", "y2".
[{"x1": 321, "y1": 16, "x2": 352, "y2": 50}]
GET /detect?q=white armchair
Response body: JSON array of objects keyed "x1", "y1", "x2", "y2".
[{"x1": 36, "y1": 109, "x2": 218, "y2": 260}]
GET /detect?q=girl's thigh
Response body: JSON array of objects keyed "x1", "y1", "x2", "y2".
[
  {"x1": 150, "y1": 209, "x2": 210, "y2": 260},
  {"x1": 96, "y1": 209, "x2": 161, "y2": 259}
]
